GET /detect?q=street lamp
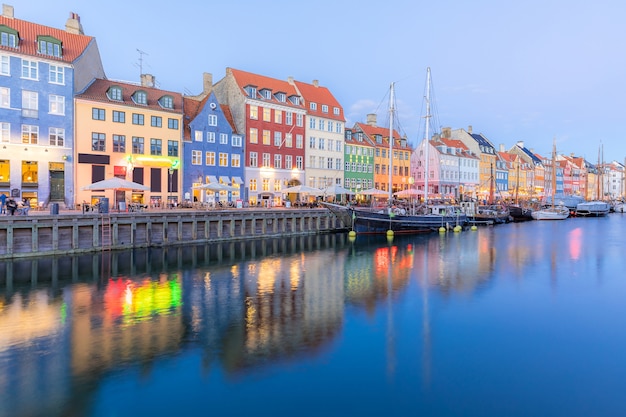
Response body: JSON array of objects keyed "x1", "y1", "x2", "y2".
[{"x1": 168, "y1": 167, "x2": 173, "y2": 209}]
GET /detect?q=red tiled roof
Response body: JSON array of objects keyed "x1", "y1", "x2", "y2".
[
  {"x1": 0, "y1": 14, "x2": 93, "y2": 63},
  {"x1": 76, "y1": 78, "x2": 183, "y2": 113},
  {"x1": 182, "y1": 96, "x2": 204, "y2": 140},
  {"x1": 440, "y1": 138, "x2": 469, "y2": 151},
  {"x1": 221, "y1": 104, "x2": 238, "y2": 134},
  {"x1": 293, "y1": 80, "x2": 345, "y2": 122},
  {"x1": 354, "y1": 122, "x2": 407, "y2": 150},
  {"x1": 228, "y1": 68, "x2": 304, "y2": 110}
]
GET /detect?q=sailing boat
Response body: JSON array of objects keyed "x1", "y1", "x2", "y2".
[
  {"x1": 575, "y1": 145, "x2": 610, "y2": 216},
  {"x1": 531, "y1": 140, "x2": 570, "y2": 220},
  {"x1": 324, "y1": 69, "x2": 468, "y2": 234}
]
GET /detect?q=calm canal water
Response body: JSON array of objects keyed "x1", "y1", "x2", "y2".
[{"x1": 1, "y1": 215, "x2": 626, "y2": 417}]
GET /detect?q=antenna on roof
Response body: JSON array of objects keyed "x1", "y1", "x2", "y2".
[{"x1": 136, "y1": 49, "x2": 148, "y2": 76}]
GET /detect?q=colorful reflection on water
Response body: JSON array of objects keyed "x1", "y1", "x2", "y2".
[{"x1": 1, "y1": 216, "x2": 626, "y2": 417}]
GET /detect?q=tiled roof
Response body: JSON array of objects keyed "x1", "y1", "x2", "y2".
[
  {"x1": 440, "y1": 138, "x2": 469, "y2": 151},
  {"x1": 0, "y1": 14, "x2": 93, "y2": 63},
  {"x1": 76, "y1": 78, "x2": 183, "y2": 113},
  {"x1": 182, "y1": 95, "x2": 205, "y2": 140},
  {"x1": 228, "y1": 68, "x2": 304, "y2": 110},
  {"x1": 221, "y1": 104, "x2": 238, "y2": 134},
  {"x1": 293, "y1": 80, "x2": 345, "y2": 122}
]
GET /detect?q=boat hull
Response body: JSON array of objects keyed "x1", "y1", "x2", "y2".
[
  {"x1": 531, "y1": 206, "x2": 570, "y2": 220},
  {"x1": 575, "y1": 201, "x2": 610, "y2": 217}
]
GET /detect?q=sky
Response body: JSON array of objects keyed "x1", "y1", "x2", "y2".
[{"x1": 16, "y1": 0, "x2": 626, "y2": 163}]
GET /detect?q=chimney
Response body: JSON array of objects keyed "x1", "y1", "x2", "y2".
[
  {"x1": 287, "y1": 76, "x2": 295, "y2": 85},
  {"x1": 312, "y1": 79, "x2": 319, "y2": 87},
  {"x1": 499, "y1": 144, "x2": 505, "y2": 152},
  {"x1": 468, "y1": 125, "x2": 473, "y2": 134},
  {"x1": 203, "y1": 72, "x2": 212, "y2": 94},
  {"x1": 65, "y1": 12, "x2": 84, "y2": 35},
  {"x1": 366, "y1": 113, "x2": 377, "y2": 126},
  {"x1": 516, "y1": 140, "x2": 524, "y2": 148},
  {"x1": 2, "y1": 4, "x2": 14, "y2": 18},
  {"x1": 140, "y1": 73, "x2": 155, "y2": 88},
  {"x1": 441, "y1": 127, "x2": 451, "y2": 138}
]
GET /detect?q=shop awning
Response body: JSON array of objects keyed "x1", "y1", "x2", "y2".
[
  {"x1": 219, "y1": 176, "x2": 230, "y2": 184},
  {"x1": 208, "y1": 175, "x2": 218, "y2": 184},
  {"x1": 232, "y1": 176, "x2": 243, "y2": 184}
]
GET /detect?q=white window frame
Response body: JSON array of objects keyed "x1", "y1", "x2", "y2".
[
  {"x1": 232, "y1": 135, "x2": 242, "y2": 147},
  {"x1": 0, "y1": 55, "x2": 9, "y2": 76},
  {"x1": 191, "y1": 150, "x2": 202, "y2": 165},
  {"x1": 208, "y1": 114, "x2": 218, "y2": 126},
  {"x1": 0, "y1": 86, "x2": 9, "y2": 108},
  {"x1": 22, "y1": 90, "x2": 38, "y2": 118},
  {"x1": 205, "y1": 151, "x2": 216, "y2": 166},
  {"x1": 49, "y1": 127, "x2": 65, "y2": 146},
  {"x1": 195, "y1": 131, "x2": 203, "y2": 142},
  {"x1": 49, "y1": 95, "x2": 65, "y2": 115},
  {"x1": 22, "y1": 124, "x2": 39, "y2": 144},
  {"x1": 0, "y1": 122, "x2": 9, "y2": 142},
  {"x1": 219, "y1": 152, "x2": 228, "y2": 167},
  {"x1": 21, "y1": 59, "x2": 38, "y2": 80},
  {"x1": 220, "y1": 133, "x2": 228, "y2": 144},
  {"x1": 231, "y1": 153, "x2": 241, "y2": 167},
  {"x1": 49, "y1": 65, "x2": 65, "y2": 85},
  {"x1": 207, "y1": 131, "x2": 215, "y2": 143}
]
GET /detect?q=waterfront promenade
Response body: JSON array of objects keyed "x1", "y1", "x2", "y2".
[{"x1": 0, "y1": 205, "x2": 348, "y2": 260}]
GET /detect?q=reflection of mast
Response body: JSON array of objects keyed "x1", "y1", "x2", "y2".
[
  {"x1": 386, "y1": 244, "x2": 396, "y2": 379},
  {"x1": 421, "y1": 240, "x2": 432, "y2": 386}
]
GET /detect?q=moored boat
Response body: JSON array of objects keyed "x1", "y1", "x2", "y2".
[
  {"x1": 508, "y1": 204, "x2": 534, "y2": 222},
  {"x1": 575, "y1": 201, "x2": 610, "y2": 217}
]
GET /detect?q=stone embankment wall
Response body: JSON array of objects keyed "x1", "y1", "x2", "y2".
[{"x1": 0, "y1": 209, "x2": 347, "y2": 260}]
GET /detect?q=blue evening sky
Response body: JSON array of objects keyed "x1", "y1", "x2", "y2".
[{"x1": 18, "y1": 0, "x2": 626, "y2": 162}]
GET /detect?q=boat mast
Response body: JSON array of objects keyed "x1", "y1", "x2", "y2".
[
  {"x1": 388, "y1": 83, "x2": 394, "y2": 204},
  {"x1": 424, "y1": 67, "x2": 431, "y2": 204},
  {"x1": 551, "y1": 139, "x2": 557, "y2": 209}
]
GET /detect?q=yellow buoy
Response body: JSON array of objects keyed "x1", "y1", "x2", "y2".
[
  {"x1": 471, "y1": 225, "x2": 478, "y2": 231},
  {"x1": 348, "y1": 230, "x2": 356, "y2": 238},
  {"x1": 439, "y1": 226, "x2": 446, "y2": 233},
  {"x1": 386, "y1": 230, "x2": 394, "y2": 237},
  {"x1": 454, "y1": 225, "x2": 462, "y2": 233}
]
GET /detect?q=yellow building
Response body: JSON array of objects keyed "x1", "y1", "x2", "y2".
[{"x1": 74, "y1": 76, "x2": 183, "y2": 210}]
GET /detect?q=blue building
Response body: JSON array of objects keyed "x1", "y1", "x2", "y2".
[
  {"x1": 183, "y1": 75, "x2": 244, "y2": 205},
  {"x1": 0, "y1": 5, "x2": 104, "y2": 208}
]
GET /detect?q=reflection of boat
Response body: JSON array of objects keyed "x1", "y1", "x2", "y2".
[
  {"x1": 532, "y1": 141, "x2": 569, "y2": 221},
  {"x1": 327, "y1": 69, "x2": 468, "y2": 234},
  {"x1": 575, "y1": 201, "x2": 610, "y2": 217}
]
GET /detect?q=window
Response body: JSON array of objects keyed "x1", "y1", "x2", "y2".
[
  {"x1": 167, "y1": 140, "x2": 178, "y2": 156},
  {"x1": 262, "y1": 178, "x2": 269, "y2": 191},
  {"x1": 296, "y1": 113, "x2": 303, "y2": 127},
  {"x1": 22, "y1": 91, "x2": 38, "y2": 118},
  {"x1": 249, "y1": 128, "x2": 258, "y2": 144},
  {"x1": 309, "y1": 118, "x2": 316, "y2": 129},
  {"x1": 285, "y1": 112, "x2": 293, "y2": 125},
  {"x1": 261, "y1": 89, "x2": 271, "y2": 99},
  {"x1": 273, "y1": 179, "x2": 281, "y2": 192},
  {"x1": 194, "y1": 131, "x2": 203, "y2": 142},
  {"x1": 132, "y1": 113, "x2": 144, "y2": 125},
  {"x1": 262, "y1": 130, "x2": 270, "y2": 145},
  {"x1": 296, "y1": 134, "x2": 303, "y2": 148},
  {"x1": 335, "y1": 158, "x2": 341, "y2": 170},
  {"x1": 208, "y1": 114, "x2": 217, "y2": 126},
  {"x1": 49, "y1": 95, "x2": 64, "y2": 115},
  {"x1": 0, "y1": 28, "x2": 17, "y2": 48},
  {"x1": 274, "y1": 110, "x2": 282, "y2": 124},
  {"x1": 206, "y1": 151, "x2": 216, "y2": 166},
  {"x1": 0, "y1": 87, "x2": 8, "y2": 107},
  {"x1": 151, "y1": 116, "x2": 162, "y2": 127},
  {"x1": 309, "y1": 136, "x2": 316, "y2": 149},
  {"x1": 113, "y1": 111, "x2": 125, "y2": 123},
  {"x1": 132, "y1": 136, "x2": 144, "y2": 154},
  {"x1": 219, "y1": 152, "x2": 228, "y2": 167},
  {"x1": 92, "y1": 132, "x2": 105, "y2": 151},
  {"x1": 159, "y1": 95, "x2": 173, "y2": 109},
  {"x1": 327, "y1": 157, "x2": 333, "y2": 169},
  {"x1": 22, "y1": 125, "x2": 39, "y2": 145},
  {"x1": 274, "y1": 154, "x2": 282, "y2": 169},
  {"x1": 0, "y1": 55, "x2": 9, "y2": 75},
  {"x1": 262, "y1": 153, "x2": 270, "y2": 167},
  {"x1": 284, "y1": 133, "x2": 293, "y2": 148},
  {"x1": 48, "y1": 127, "x2": 64, "y2": 146},
  {"x1": 107, "y1": 86, "x2": 122, "y2": 101},
  {"x1": 245, "y1": 86, "x2": 257, "y2": 98},
  {"x1": 310, "y1": 102, "x2": 317, "y2": 111},
  {"x1": 319, "y1": 120, "x2": 325, "y2": 131},
  {"x1": 232, "y1": 135, "x2": 242, "y2": 147},
  {"x1": 220, "y1": 133, "x2": 228, "y2": 144},
  {"x1": 191, "y1": 150, "x2": 202, "y2": 165},
  {"x1": 207, "y1": 132, "x2": 215, "y2": 143},
  {"x1": 263, "y1": 107, "x2": 271, "y2": 122},
  {"x1": 150, "y1": 138, "x2": 162, "y2": 155},
  {"x1": 49, "y1": 65, "x2": 64, "y2": 84},
  {"x1": 168, "y1": 118, "x2": 179, "y2": 129},
  {"x1": 231, "y1": 153, "x2": 241, "y2": 167},
  {"x1": 285, "y1": 155, "x2": 292, "y2": 169},
  {"x1": 112, "y1": 134, "x2": 125, "y2": 152},
  {"x1": 296, "y1": 156, "x2": 303, "y2": 170},
  {"x1": 133, "y1": 91, "x2": 147, "y2": 105},
  {"x1": 250, "y1": 152, "x2": 258, "y2": 167},
  {"x1": 274, "y1": 132, "x2": 282, "y2": 147},
  {"x1": 276, "y1": 92, "x2": 286, "y2": 102},
  {"x1": 333, "y1": 107, "x2": 340, "y2": 115},
  {"x1": 92, "y1": 107, "x2": 105, "y2": 120},
  {"x1": 249, "y1": 179, "x2": 257, "y2": 191},
  {"x1": 322, "y1": 104, "x2": 328, "y2": 113},
  {"x1": 21, "y1": 59, "x2": 38, "y2": 79},
  {"x1": 0, "y1": 122, "x2": 9, "y2": 142},
  {"x1": 38, "y1": 36, "x2": 62, "y2": 57},
  {"x1": 319, "y1": 138, "x2": 325, "y2": 150},
  {"x1": 249, "y1": 105, "x2": 258, "y2": 120}
]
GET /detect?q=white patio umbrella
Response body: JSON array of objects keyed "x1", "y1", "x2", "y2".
[
  {"x1": 323, "y1": 184, "x2": 355, "y2": 195},
  {"x1": 359, "y1": 187, "x2": 389, "y2": 197},
  {"x1": 82, "y1": 177, "x2": 149, "y2": 191},
  {"x1": 281, "y1": 185, "x2": 324, "y2": 196},
  {"x1": 393, "y1": 189, "x2": 424, "y2": 198}
]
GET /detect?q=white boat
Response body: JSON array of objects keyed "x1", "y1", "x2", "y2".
[
  {"x1": 532, "y1": 140, "x2": 569, "y2": 221},
  {"x1": 614, "y1": 202, "x2": 626, "y2": 213},
  {"x1": 575, "y1": 201, "x2": 610, "y2": 216}
]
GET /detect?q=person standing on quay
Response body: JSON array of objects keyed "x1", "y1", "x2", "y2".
[
  {"x1": 0, "y1": 192, "x2": 6, "y2": 215},
  {"x1": 6, "y1": 197, "x2": 17, "y2": 215}
]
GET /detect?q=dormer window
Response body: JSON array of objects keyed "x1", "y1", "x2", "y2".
[
  {"x1": 333, "y1": 107, "x2": 340, "y2": 115},
  {"x1": 275, "y1": 92, "x2": 286, "y2": 102},
  {"x1": 260, "y1": 89, "x2": 271, "y2": 100},
  {"x1": 310, "y1": 102, "x2": 317, "y2": 111},
  {"x1": 0, "y1": 26, "x2": 18, "y2": 48},
  {"x1": 159, "y1": 95, "x2": 174, "y2": 109},
  {"x1": 107, "y1": 86, "x2": 123, "y2": 101},
  {"x1": 37, "y1": 36, "x2": 62, "y2": 57},
  {"x1": 375, "y1": 135, "x2": 382, "y2": 144},
  {"x1": 133, "y1": 90, "x2": 148, "y2": 105},
  {"x1": 245, "y1": 86, "x2": 257, "y2": 98},
  {"x1": 321, "y1": 104, "x2": 328, "y2": 113},
  {"x1": 289, "y1": 95, "x2": 300, "y2": 105}
]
